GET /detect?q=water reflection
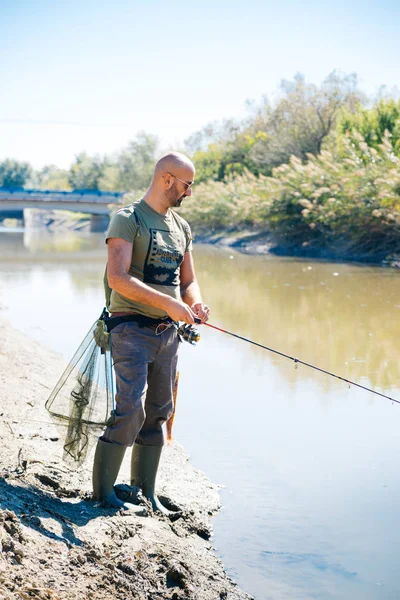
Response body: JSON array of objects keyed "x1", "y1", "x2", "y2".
[
  {"x1": 1, "y1": 230, "x2": 399, "y2": 394},
  {"x1": 0, "y1": 227, "x2": 105, "y2": 260},
  {"x1": 23, "y1": 229, "x2": 105, "y2": 254},
  {"x1": 194, "y1": 246, "x2": 400, "y2": 394}
]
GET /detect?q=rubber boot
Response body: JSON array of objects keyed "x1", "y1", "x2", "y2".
[
  {"x1": 92, "y1": 438, "x2": 133, "y2": 510},
  {"x1": 130, "y1": 444, "x2": 172, "y2": 515}
]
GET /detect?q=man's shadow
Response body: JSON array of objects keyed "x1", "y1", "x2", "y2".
[{"x1": 0, "y1": 475, "x2": 118, "y2": 547}]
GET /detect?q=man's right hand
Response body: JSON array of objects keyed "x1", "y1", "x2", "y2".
[{"x1": 164, "y1": 298, "x2": 196, "y2": 324}]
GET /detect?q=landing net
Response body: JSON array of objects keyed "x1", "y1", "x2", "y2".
[{"x1": 45, "y1": 313, "x2": 113, "y2": 466}]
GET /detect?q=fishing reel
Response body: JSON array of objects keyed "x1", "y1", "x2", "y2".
[{"x1": 176, "y1": 323, "x2": 201, "y2": 346}]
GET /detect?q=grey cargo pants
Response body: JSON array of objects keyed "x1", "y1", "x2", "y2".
[{"x1": 102, "y1": 320, "x2": 179, "y2": 447}]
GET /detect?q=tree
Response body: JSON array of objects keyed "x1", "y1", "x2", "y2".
[
  {"x1": 0, "y1": 159, "x2": 32, "y2": 188},
  {"x1": 98, "y1": 165, "x2": 121, "y2": 191},
  {"x1": 68, "y1": 153, "x2": 108, "y2": 191},
  {"x1": 248, "y1": 71, "x2": 364, "y2": 173},
  {"x1": 186, "y1": 119, "x2": 258, "y2": 182},
  {"x1": 184, "y1": 72, "x2": 365, "y2": 181},
  {"x1": 116, "y1": 132, "x2": 158, "y2": 192},
  {"x1": 34, "y1": 165, "x2": 71, "y2": 190}
]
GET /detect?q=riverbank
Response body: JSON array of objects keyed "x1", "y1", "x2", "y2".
[
  {"x1": 193, "y1": 228, "x2": 400, "y2": 266},
  {"x1": 179, "y1": 138, "x2": 400, "y2": 267},
  {"x1": 5, "y1": 206, "x2": 398, "y2": 266},
  {"x1": 4, "y1": 199, "x2": 400, "y2": 266},
  {"x1": 0, "y1": 316, "x2": 252, "y2": 600}
]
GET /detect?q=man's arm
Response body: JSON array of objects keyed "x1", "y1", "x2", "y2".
[
  {"x1": 107, "y1": 238, "x2": 195, "y2": 324},
  {"x1": 180, "y1": 252, "x2": 210, "y2": 323}
]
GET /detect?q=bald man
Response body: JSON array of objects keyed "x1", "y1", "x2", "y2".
[{"x1": 92, "y1": 152, "x2": 210, "y2": 513}]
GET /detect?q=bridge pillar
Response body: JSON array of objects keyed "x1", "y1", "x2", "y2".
[{"x1": 90, "y1": 214, "x2": 110, "y2": 232}]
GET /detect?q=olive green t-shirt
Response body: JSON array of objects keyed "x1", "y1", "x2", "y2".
[{"x1": 104, "y1": 199, "x2": 193, "y2": 318}]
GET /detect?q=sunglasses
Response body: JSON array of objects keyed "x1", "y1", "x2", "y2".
[{"x1": 167, "y1": 172, "x2": 195, "y2": 191}]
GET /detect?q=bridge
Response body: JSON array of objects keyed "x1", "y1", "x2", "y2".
[{"x1": 0, "y1": 188, "x2": 126, "y2": 231}]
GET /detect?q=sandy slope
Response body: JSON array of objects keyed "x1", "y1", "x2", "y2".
[{"x1": 0, "y1": 317, "x2": 252, "y2": 600}]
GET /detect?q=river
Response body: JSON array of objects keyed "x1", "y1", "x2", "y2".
[{"x1": 1, "y1": 226, "x2": 400, "y2": 600}]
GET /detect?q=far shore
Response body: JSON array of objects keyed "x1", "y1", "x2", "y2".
[
  {"x1": 193, "y1": 229, "x2": 400, "y2": 267},
  {"x1": 1, "y1": 207, "x2": 398, "y2": 267}
]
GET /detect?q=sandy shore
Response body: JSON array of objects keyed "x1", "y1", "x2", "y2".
[{"x1": 0, "y1": 316, "x2": 252, "y2": 600}]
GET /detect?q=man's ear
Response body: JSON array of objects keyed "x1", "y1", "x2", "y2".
[{"x1": 163, "y1": 173, "x2": 173, "y2": 189}]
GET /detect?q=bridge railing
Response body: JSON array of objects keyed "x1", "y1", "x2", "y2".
[{"x1": 0, "y1": 188, "x2": 125, "y2": 204}]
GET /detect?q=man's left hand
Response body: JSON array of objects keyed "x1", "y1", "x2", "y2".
[{"x1": 191, "y1": 302, "x2": 210, "y2": 324}]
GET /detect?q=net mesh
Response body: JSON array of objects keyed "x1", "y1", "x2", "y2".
[{"x1": 45, "y1": 313, "x2": 113, "y2": 466}]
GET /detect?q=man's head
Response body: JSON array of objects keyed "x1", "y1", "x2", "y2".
[{"x1": 153, "y1": 152, "x2": 195, "y2": 208}]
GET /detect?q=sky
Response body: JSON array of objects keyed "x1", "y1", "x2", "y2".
[{"x1": 0, "y1": 0, "x2": 399, "y2": 170}]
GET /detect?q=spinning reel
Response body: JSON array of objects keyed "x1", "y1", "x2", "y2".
[{"x1": 176, "y1": 323, "x2": 201, "y2": 345}]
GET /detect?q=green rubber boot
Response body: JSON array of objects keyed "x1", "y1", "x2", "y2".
[
  {"x1": 130, "y1": 444, "x2": 172, "y2": 515},
  {"x1": 92, "y1": 438, "x2": 133, "y2": 510}
]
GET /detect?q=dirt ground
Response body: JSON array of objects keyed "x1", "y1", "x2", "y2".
[{"x1": 0, "y1": 316, "x2": 253, "y2": 600}]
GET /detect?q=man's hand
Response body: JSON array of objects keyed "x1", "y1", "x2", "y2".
[
  {"x1": 164, "y1": 298, "x2": 196, "y2": 324},
  {"x1": 191, "y1": 302, "x2": 210, "y2": 324}
]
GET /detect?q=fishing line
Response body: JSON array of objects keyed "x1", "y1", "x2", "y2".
[{"x1": 202, "y1": 321, "x2": 400, "y2": 405}]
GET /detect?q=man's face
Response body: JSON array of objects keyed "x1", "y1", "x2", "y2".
[
  {"x1": 164, "y1": 169, "x2": 195, "y2": 208},
  {"x1": 166, "y1": 180, "x2": 186, "y2": 208}
]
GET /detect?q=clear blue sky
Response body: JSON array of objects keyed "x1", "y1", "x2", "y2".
[{"x1": 0, "y1": 0, "x2": 399, "y2": 169}]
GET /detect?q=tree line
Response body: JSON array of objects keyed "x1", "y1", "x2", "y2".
[
  {"x1": 0, "y1": 131, "x2": 158, "y2": 192},
  {"x1": 1, "y1": 71, "x2": 400, "y2": 261},
  {"x1": 2, "y1": 71, "x2": 399, "y2": 193},
  {"x1": 179, "y1": 73, "x2": 400, "y2": 261}
]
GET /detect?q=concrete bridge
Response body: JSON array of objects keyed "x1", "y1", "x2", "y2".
[{"x1": 0, "y1": 188, "x2": 126, "y2": 231}]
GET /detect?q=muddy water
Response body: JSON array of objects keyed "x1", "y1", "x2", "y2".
[{"x1": 1, "y1": 227, "x2": 400, "y2": 600}]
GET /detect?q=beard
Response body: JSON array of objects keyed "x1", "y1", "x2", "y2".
[{"x1": 166, "y1": 182, "x2": 186, "y2": 208}]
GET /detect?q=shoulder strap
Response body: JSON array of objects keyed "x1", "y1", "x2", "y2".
[{"x1": 104, "y1": 209, "x2": 140, "y2": 308}]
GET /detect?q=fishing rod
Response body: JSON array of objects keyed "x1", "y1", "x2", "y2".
[{"x1": 192, "y1": 318, "x2": 400, "y2": 406}]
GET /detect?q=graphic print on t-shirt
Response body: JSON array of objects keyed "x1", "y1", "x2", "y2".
[{"x1": 143, "y1": 229, "x2": 184, "y2": 286}]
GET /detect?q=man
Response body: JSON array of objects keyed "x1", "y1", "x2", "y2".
[{"x1": 92, "y1": 152, "x2": 210, "y2": 513}]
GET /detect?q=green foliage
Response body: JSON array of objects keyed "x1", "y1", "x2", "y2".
[
  {"x1": 186, "y1": 120, "x2": 257, "y2": 182},
  {"x1": 192, "y1": 136, "x2": 259, "y2": 184},
  {"x1": 186, "y1": 72, "x2": 363, "y2": 181},
  {"x1": 179, "y1": 170, "x2": 275, "y2": 231},
  {"x1": 6, "y1": 132, "x2": 158, "y2": 193},
  {"x1": 248, "y1": 72, "x2": 363, "y2": 174},
  {"x1": 34, "y1": 165, "x2": 71, "y2": 190},
  {"x1": 179, "y1": 75, "x2": 400, "y2": 261},
  {"x1": 338, "y1": 99, "x2": 400, "y2": 156},
  {"x1": 3, "y1": 71, "x2": 399, "y2": 262},
  {"x1": 68, "y1": 152, "x2": 108, "y2": 191},
  {"x1": 191, "y1": 144, "x2": 226, "y2": 183},
  {"x1": 181, "y1": 133, "x2": 400, "y2": 261},
  {"x1": 0, "y1": 158, "x2": 32, "y2": 188},
  {"x1": 98, "y1": 165, "x2": 121, "y2": 191},
  {"x1": 116, "y1": 132, "x2": 158, "y2": 192},
  {"x1": 66, "y1": 133, "x2": 159, "y2": 192},
  {"x1": 266, "y1": 132, "x2": 400, "y2": 258}
]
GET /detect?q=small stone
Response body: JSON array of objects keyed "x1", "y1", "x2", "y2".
[{"x1": 13, "y1": 544, "x2": 24, "y2": 558}]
